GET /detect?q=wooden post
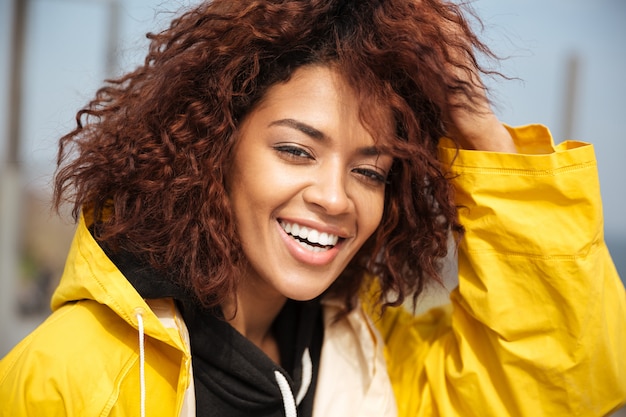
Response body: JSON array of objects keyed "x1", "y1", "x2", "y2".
[
  {"x1": 561, "y1": 53, "x2": 580, "y2": 141},
  {"x1": 0, "y1": 0, "x2": 27, "y2": 355}
]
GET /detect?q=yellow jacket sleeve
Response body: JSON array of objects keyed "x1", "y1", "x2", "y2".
[{"x1": 378, "y1": 125, "x2": 626, "y2": 417}]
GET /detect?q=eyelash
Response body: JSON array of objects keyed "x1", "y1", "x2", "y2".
[
  {"x1": 274, "y1": 145, "x2": 313, "y2": 160},
  {"x1": 273, "y1": 144, "x2": 388, "y2": 185},
  {"x1": 353, "y1": 167, "x2": 388, "y2": 184}
]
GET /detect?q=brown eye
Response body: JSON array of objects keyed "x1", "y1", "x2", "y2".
[
  {"x1": 352, "y1": 167, "x2": 387, "y2": 185},
  {"x1": 273, "y1": 145, "x2": 314, "y2": 160}
]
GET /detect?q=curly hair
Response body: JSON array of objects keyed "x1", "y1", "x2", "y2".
[{"x1": 54, "y1": 0, "x2": 496, "y2": 311}]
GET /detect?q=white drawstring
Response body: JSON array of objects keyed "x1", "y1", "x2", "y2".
[
  {"x1": 135, "y1": 308, "x2": 146, "y2": 417},
  {"x1": 295, "y1": 348, "x2": 312, "y2": 405},
  {"x1": 274, "y1": 348, "x2": 313, "y2": 417},
  {"x1": 275, "y1": 371, "x2": 297, "y2": 417}
]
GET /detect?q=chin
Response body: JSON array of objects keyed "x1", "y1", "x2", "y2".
[{"x1": 278, "y1": 280, "x2": 333, "y2": 302}]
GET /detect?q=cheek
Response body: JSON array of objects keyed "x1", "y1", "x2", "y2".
[
  {"x1": 358, "y1": 191, "x2": 386, "y2": 237},
  {"x1": 228, "y1": 152, "x2": 272, "y2": 212}
]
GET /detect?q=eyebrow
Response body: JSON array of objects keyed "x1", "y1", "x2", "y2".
[
  {"x1": 269, "y1": 118, "x2": 325, "y2": 140},
  {"x1": 268, "y1": 118, "x2": 383, "y2": 157}
]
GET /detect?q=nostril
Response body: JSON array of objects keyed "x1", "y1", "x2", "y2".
[{"x1": 302, "y1": 181, "x2": 351, "y2": 215}]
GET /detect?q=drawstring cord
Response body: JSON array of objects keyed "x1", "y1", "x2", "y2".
[
  {"x1": 295, "y1": 348, "x2": 312, "y2": 405},
  {"x1": 135, "y1": 308, "x2": 146, "y2": 417},
  {"x1": 274, "y1": 347, "x2": 313, "y2": 417},
  {"x1": 275, "y1": 371, "x2": 296, "y2": 417}
]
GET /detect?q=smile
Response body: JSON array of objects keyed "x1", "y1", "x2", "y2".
[{"x1": 279, "y1": 221, "x2": 340, "y2": 253}]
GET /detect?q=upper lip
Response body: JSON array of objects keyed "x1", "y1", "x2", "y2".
[{"x1": 277, "y1": 217, "x2": 352, "y2": 239}]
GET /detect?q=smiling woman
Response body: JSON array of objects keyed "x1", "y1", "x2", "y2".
[
  {"x1": 228, "y1": 66, "x2": 392, "y2": 309},
  {"x1": 0, "y1": 0, "x2": 625, "y2": 416}
]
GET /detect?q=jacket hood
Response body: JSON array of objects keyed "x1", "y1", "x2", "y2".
[{"x1": 50, "y1": 212, "x2": 187, "y2": 352}]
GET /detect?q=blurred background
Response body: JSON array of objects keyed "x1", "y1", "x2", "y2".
[{"x1": 0, "y1": 1, "x2": 624, "y2": 409}]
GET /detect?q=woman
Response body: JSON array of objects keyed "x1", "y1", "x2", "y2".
[{"x1": 1, "y1": 0, "x2": 624, "y2": 416}]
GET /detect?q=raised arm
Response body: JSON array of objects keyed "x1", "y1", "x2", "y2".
[{"x1": 376, "y1": 31, "x2": 626, "y2": 416}]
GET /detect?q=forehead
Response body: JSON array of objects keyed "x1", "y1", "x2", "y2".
[{"x1": 250, "y1": 65, "x2": 395, "y2": 145}]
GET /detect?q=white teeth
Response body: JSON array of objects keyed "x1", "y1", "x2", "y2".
[
  {"x1": 319, "y1": 232, "x2": 337, "y2": 246},
  {"x1": 279, "y1": 221, "x2": 340, "y2": 249},
  {"x1": 298, "y1": 241, "x2": 325, "y2": 253}
]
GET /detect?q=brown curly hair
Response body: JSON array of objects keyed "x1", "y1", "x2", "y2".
[{"x1": 53, "y1": 0, "x2": 496, "y2": 311}]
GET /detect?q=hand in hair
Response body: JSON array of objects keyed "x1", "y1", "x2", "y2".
[{"x1": 449, "y1": 96, "x2": 516, "y2": 153}]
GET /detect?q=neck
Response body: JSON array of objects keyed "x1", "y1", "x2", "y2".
[{"x1": 222, "y1": 277, "x2": 287, "y2": 363}]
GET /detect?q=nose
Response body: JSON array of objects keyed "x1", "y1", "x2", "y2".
[{"x1": 302, "y1": 163, "x2": 352, "y2": 216}]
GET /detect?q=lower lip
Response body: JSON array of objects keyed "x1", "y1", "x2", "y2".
[{"x1": 276, "y1": 222, "x2": 342, "y2": 266}]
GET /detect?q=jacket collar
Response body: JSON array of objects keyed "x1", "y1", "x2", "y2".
[{"x1": 51, "y1": 211, "x2": 188, "y2": 353}]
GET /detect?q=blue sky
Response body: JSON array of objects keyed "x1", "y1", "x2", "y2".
[{"x1": 1, "y1": 0, "x2": 625, "y2": 261}]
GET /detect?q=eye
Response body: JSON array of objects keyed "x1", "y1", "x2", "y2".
[
  {"x1": 352, "y1": 167, "x2": 388, "y2": 185},
  {"x1": 273, "y1": 144, "x2": 314, "y2": 160}
]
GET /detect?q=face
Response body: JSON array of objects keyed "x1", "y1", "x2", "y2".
[{"x1": 228, "y1": 65, "x2": 393, "y2": 302}]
